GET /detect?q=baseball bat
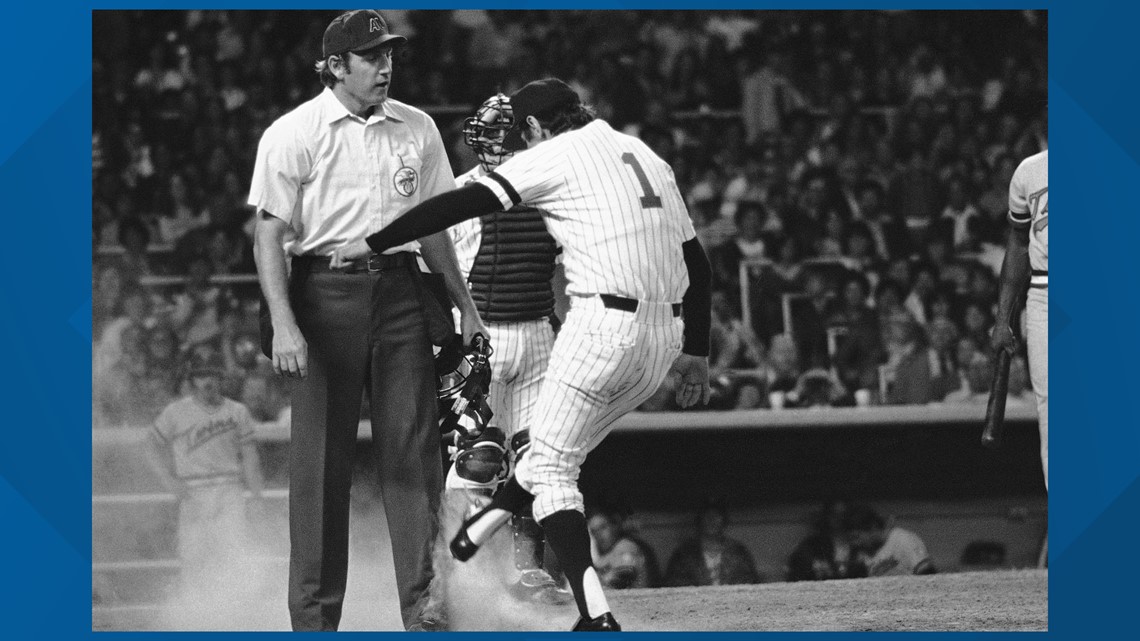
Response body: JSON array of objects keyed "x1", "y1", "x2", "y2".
[{"x1": 981, "y1": 349, "x2": 1012, "y2": 449}]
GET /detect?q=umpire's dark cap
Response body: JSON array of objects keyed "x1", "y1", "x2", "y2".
[
  {"x1": 503, "y1": 78, "x2": 580, "y2": 151},
  {"x1": 323, "y1": 10, "x2": 407, "y2": 58}
]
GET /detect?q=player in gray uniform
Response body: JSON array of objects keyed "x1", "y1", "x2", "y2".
[
  {"x1": 335, "y1": 78, "x2": 712, "y2": 631},
  {"x1": 444, "y1": 93, "x2": 571, "y2": 605}
]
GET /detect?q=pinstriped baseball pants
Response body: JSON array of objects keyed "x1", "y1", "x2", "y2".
[{"x1": 515, "y1": 296, "x2": 684, "y2": 522}]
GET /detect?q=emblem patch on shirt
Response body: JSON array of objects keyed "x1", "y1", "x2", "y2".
[{"x1": 394, "y1": 156, "x2": 418, "y2": 197}]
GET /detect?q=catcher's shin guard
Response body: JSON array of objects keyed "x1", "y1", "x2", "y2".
[{"x1": 512, "y1": 506, "x2": 545, "y2": 572}]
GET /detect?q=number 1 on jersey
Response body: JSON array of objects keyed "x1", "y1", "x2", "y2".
[{"x1": 621, "y1": 153, "x2": 663, "y2": 209}]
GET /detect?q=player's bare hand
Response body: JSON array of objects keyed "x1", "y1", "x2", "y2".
[
  {"x1": 272, "y1": 321, "x2": 308, "y2": 379},
  {"x1": 669, "y1": 353, "x2": 711, "y2": 409},
  {"x1": 990, "y1": 324, "x2": 1019, "y2": 355},
  {"x1": 460, "y1": 310, "x2": 489, "y2": 349},
  {"x1": 330, "y1": 239, "x2": 371, "y2": 269}
]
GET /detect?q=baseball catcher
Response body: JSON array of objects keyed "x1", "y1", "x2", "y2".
[{"x1": 434, "y1": 94, "x2": 571, "y2": 606}]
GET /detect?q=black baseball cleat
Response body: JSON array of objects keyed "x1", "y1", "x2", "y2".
[{"x1": 572, "y1": 612, "x2": 622, "y2": 632}]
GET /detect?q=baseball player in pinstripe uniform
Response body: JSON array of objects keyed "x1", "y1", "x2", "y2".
[
  {"x1": 444, "y1": 93, "x2": 572, "y2": 605},
  {"x1": 334, "y1": 78, "x2": 713, "y2": 631},
  {"x1": 992, "y1": 149, "x2": 1047, "y2": 490}
]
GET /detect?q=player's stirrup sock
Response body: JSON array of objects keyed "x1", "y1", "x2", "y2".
[
  {"x1": 542, "y1": 510, "x2": 610, "y2": 619},
  {"x1": 467, "y1": 476, "x2": 533, "y2": 546}
]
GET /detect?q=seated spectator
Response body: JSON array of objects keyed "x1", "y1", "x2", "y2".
[
  {"x1": 204, "y1": 224, "x2": 256, "y2": 276},
  {"x1": 587, "y1": 502, "x2": 659, "y2": 589},
  {"x1": 93, "y1": 261, "x2": 129, "y2": 341},
  {"x1": 787, "y1": 368, "x2": 849, "y2": 408},
  {"x1": 664, "y1": 496, "x2": 761, "y2": 587},
  {"x1": 94, "y1": 285, "x2": 165, "y2": 383},
  {"x1": 940, "y1": 174, "x2": 981, "y2": 250},
  {"x1": 942, "y1": 352, "x2": 993, "y2": 404},
  {"x1": 758, "y1": 333, "x2": 803, "y2": 399},
  {"x1": 856, "y1": 180, "x2": 911, "y2": 261},
  {"x1": 926, "y1": 317, "x2": 962, "y2": 401},
  {"x1": 844, "y1": 504, "x2": 936, "y2": 577},
  {"x1": 880, "y1": 315, "x2": 936, "y2": 405},
  {"x1": 873, "y1": 280, "x2": 913, "y2": 330},
  {"x1": 961, "y1": 300, "x2": 995, "y2": 349},
  {"x1": 155, "y1": 172, "x2": 210, "y2": 245},
  {"x1": 787, "y1": 498, "x2": 865, "y2": 581},
  {"x1": 116, "y1": 216, "x2": 156, "y2": 280},
  {"x1": 708, "y1": 200, "x2": 772, "y2": 307},
  {"x1": 93, "y1": 323, "x2": 152, "y2": 427},
  {"x1": 827, "y1": 273, "x2": 883, "y2": 394},
  {"x1": 170, "y1": 255, "x2": 236, "y2": 350},
  {"x1": 903, "y1": 261, "x2": 938, "y2": 325}
]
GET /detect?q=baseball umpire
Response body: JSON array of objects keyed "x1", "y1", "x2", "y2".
[
  {"x1": 249, "y1": 10, "x2": 486, "y2": 631},
  {"x1": 441, "y1": 93, "x2": 572, "y2": 606},
  {"x1": 334, "y1": 77, "x2": 712, "y2": 631}
]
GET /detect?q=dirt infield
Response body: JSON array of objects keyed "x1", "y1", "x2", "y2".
[{"x1": 92, "y1": 568, "x2": 1046, "y2": 632}]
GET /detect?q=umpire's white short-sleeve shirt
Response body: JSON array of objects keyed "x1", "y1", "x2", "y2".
[{"x1": 248, "y1": 88, "x2": 455, "y2": 256}]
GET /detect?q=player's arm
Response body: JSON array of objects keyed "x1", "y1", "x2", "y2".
[
  {"x1": 330, "y1": 182, "x2": 504, "y2": 262},
  {"x1": 238, "y1": 407, "x2": 265, "y2": 498},
  {"x1": 670, "y1": 237, "x2": 713, "y2": 408},
  {"x1": 255, "y1": 212, "x2": 308, "y2": 378},
  {"x1": 418, "y1": 230, "x2": 488, "y2": 346},
  {"x1": 991, "y1": 221, "x2": 1030, "y2": 355}
]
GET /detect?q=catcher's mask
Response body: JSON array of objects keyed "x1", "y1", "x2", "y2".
[
  {"x1": 462, "y1": 93, "x2": 514, "y2": 171},
  {"x1": 436, "y1": 333, "x2": 494, "y2": 438}
]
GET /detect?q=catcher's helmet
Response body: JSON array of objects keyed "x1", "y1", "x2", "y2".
[
  {"x1": 462, "y1": 93, "x2": 514, "y2": 171},
  {"x1": 436, "y1": 333, "x2": 494, "y2": 437}
]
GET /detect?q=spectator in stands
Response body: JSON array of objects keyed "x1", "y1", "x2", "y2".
[
  {"x1": 156, "y1": 171, "x2": 210, "y2": 245},
  {"x1": 664, "y1": 496, "x2": 761, "y2": 587},
  {"x1": 943, "y1": 351, "x2": 993, "y2": 405},
  {"x1": 94, "y1": 286, "x2": 154, "y2": 379},
  {"x1": 787, "y1": 498, "x2": 865, "y2": 581},
  {"x1": 757, "y1": 333, "x2": 802, "y2": 405},
  {"x1": 204, "y1": 224, "x2": 255, "y2": 275},
  {"x1": 93, "y1": 261, "x2": 129, "y2": 341},
  {"x1": 587, "y1": 501, "x2": 659, "y2": 589},
  {"x1": 795, "y1": 270, "x2": 834, "y2": 370},
  {"x1": 961, "y1": 300, "x2": 995, "y2": 349},
  {"x1": 117, "y1": 217, "x2": 156, "y2": 280},
  {"x1": 845, "y1": 504, "x2": 936, "y2": 576},
  {"x1": 170, "y1": 254, "x2": 233, "y2": 350},
  {"x1": 827, "y1": 272, "x2": 883, "y2": 395},
  {"x1": 889, "y1": 147, "x2": 941, "y2": 223},
  {"x1": 708, "y1": 290, "x2": 767, "y2": 410},
  {"x1": 93, "y1": 322, "x2": 151, "y2": 427},
  {"x1": 709, "y1": 200, "x2": 771, "y2": 307},
  {"x1": 926, "y1": 317, "x2": 962, "y2": 401},
  {"x1": 787, "y1": 367, "x2": 849, "y2": 408},
  {"x1": 880, "y1": 314, "x2": 935, "y2": 405},
  {"x1": 903, "y1": 261, "x2": 938, "y2": 325},
  {"x1": 873, "y1": 280, "x2": 913, "y2": 331}
]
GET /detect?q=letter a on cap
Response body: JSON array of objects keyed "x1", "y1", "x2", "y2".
[{"x1": 370, "y1": 17, "x2": 381, "y2": 32}]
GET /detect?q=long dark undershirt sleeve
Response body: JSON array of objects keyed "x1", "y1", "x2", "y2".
[
  {"x1": 681, "y1": 237, "x2": 712, "y2": 357},
  {"x1": 366, "y1": 182, "x2": 505, "y2": 254}
]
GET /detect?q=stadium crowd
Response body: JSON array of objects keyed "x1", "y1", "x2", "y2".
[{"x1": 91, "y1": 10, "x2": 1047, "y2": 426}]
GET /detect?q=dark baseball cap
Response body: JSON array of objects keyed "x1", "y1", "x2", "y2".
[
  {"x1": 323, "y1": 10, "x2": 407, "y2": 58},
  {"x1": 503, "y1": 78, "x2": 580, "y2": 151}
]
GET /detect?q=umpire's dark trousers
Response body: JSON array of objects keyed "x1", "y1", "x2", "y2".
[{"x1": 287, "y1": 255, "x2": 442, "y2": 631}]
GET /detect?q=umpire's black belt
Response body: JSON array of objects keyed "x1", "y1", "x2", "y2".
[
  {"x1": 600, "y1": 294, "x2": 681, "y2": 317},
  {"x1": 292, "y1": 252, "x2": 417, "y2": 274}
]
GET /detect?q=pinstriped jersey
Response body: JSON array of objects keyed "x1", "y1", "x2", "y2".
[
  {"x1": 1008, "y1": 150, "x2": 1047, "y2": 273},
  {"x1": 475, "y1": 120, "x2": 697, "y2": 303}
]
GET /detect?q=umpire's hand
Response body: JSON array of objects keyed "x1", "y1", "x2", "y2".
[
  {"x1": 273, "y1": 321, "x2": 308, "y2": 378},
  {"x1": 669, "y1": 353, "x2": 711, "y2": 408}
]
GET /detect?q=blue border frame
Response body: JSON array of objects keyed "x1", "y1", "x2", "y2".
[{"x1": 10, "y1": 1, "x2": 1138, "y2": 638}]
